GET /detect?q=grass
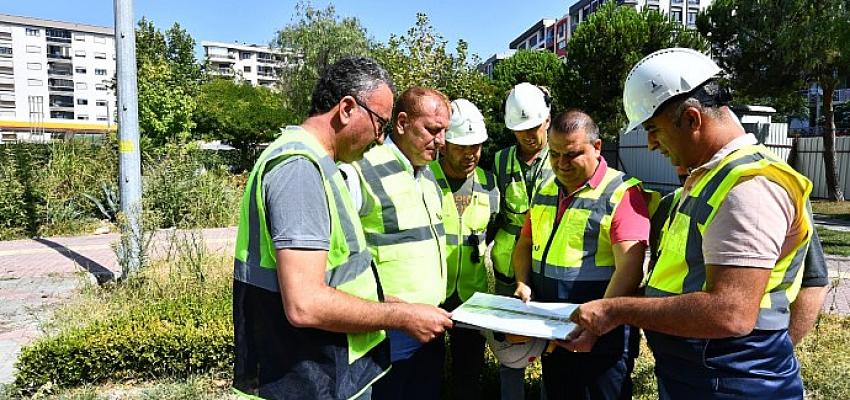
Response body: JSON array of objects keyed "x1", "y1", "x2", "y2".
[
  {"x1": 812, "y1": 200, "x2": 850, "y2": 221},
  {"x1": 5, "y1": 238, "x2": 849, "y2": 399},
  {"x1": 817, "y1": 227, "x2": 850, "y2": 256}
]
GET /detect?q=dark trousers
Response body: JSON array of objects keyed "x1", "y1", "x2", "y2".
[
  {"x1": 445, "y1": 325, "x2": 486, "y2": 399},
  {"x1": 541, "y1": 348, "x2": 634, "y2": 400},
  {"x1": 372, "y1": 335, "x2": 445, "y2": 400}
]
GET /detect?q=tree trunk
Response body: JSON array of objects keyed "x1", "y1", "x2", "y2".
[{"x1": 822, "y1": 81, "x2": 844, "y2": 201}]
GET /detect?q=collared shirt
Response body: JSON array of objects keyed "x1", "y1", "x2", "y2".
[
  {"x1": 520, "y1": 156, "x2": 649, "y2": 245},
  {"x1": 682, "y1": 133, "x2": 758, "y2": 198},
  {"x1": 339, "y1": 136, "x2": 430, "y2": 215}
]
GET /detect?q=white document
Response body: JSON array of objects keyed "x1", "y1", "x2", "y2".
[{"x1": 450, "y1": 292, "x2": 579, "y2": 340}]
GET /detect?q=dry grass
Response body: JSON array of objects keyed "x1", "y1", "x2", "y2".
[{"x1": 812, "y1": 200, "x2": 850, "y2": 220}]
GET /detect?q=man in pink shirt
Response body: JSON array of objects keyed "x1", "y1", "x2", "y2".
[{"x1": 512, "y1": 110, "x2": 649, "y2": 399}]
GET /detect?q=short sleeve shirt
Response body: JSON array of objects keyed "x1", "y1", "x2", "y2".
[{"x1": 263, "y1": 156, "x2": 331, "y2": 251}]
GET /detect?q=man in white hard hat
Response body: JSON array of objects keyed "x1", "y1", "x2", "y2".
[
  {"x1": 429, "y1": 99, "x2": 500, "y2": 399},
  {"x1": 491, "y1": 82, "x2": 554, "y2": 399},
  {"x1": 570, "y1": 47, "x2": 817, "y2": 399}
]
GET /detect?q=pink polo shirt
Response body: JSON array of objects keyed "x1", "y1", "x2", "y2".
[{"x1": 520, "y1": 157, "x2": 649, "y2": 245}]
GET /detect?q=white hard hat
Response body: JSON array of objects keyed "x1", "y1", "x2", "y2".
[
  {"x1": 484, "y1": 331, "x2": 547, "y2": 369},
  {"x1": 505, "y1": 83, "x2": 550, "y2": 131},
  {"x1": 622, "y1": 48, "x2": 721, "y2": 133},
  {"x1": 447, "y1": 99, "x2": 488, "y2": 145}
]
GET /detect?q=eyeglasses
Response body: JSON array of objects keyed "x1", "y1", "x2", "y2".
[{"x1": 354, "y1": 98, "x2": 390, "y2": 136}]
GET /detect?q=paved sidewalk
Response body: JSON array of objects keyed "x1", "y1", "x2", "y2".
[
  {"x1": 814, "y1": 213, "x2": 850, "y2": 232},
  {"x1": 0, "y1": 227, "x2": 236, "y2": 385}
]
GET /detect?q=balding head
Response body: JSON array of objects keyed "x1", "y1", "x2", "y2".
[{"x1": 392, "y1": 87, "x2": 451, "y2": 168}]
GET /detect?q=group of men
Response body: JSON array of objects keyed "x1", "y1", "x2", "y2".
[{"x1": 230, "y1": 48, "x2": 829, "y2": 400}]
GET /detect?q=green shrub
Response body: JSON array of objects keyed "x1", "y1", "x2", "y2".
[
  {"x1": 13, "y1": 252, "x2": 234, "y2": 395},
  {"x1": 143, "y1": 146, "x2": 243, "y2": 229}
]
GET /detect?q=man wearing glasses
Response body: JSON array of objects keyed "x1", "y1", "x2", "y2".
[
  {"x1": 429, "y1": 99, "x2": 500, "y2": 399},
  {"x1": 232, "y1": 57, "x2": 453, "y2": 400},
  {"x1": 342, "y1": 87, "x2": 452, "y2": 399}
]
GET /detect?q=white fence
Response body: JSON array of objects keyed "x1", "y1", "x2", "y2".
[
  {"x1": 793, "y1": 136, "x2": 850, "y2": 199},
  {"x1": 616, "y1": 122, "x2": 850, "y2": 198}
]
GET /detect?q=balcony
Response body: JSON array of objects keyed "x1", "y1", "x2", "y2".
[
  {"x1": 208, "y1": 53, "x2": 235, "y2": 62},
  {"x1": 48, "y1": 68, "x2": 72, "y2": 77}
]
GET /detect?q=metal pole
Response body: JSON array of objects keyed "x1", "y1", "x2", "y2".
[{"x1": 114, "y1": 0, "x2": 143, "y2": 278}]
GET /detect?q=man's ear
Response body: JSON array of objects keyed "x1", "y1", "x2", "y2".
[
  {"x1": 592, "y1": 138, "x2": 602, "y2": 152},
  {"x1": 338, "y1": 96, "x2": 357, "y2": 126},
  {"x1": 395, "y1": 112, "x2": 407, "y2": 135},
  {"x1": 683, "y1": 106, "x2": 702, "y2": 132}
]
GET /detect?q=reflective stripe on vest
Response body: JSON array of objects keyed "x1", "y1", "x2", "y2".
[
  {"x1": 233, "y1": 127, "x2": 386, "y2": 364},
  {"x1": 530, "y1": 167, "x2": 640, "y2": 282},
  {"x1": 430, "y1": 160, "x2": 498, "y2": 301},
  {"x1": 354, "y1": 144, "x2": 448, "y2": 306},
  {"x1": 491, "y1": 145, "x2": 553, "y2": 278},
  {"x1": 646, "y1": 145, "x2": 813, "y2": 330}
]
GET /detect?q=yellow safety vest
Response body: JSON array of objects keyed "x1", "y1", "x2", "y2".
[
  {"x1": 430, "y1": 160, "x2": 498, "y2": 302},
  {"x1": 353, "y1": 144, "x2": 448, "y2": 306},
  {"x1": 492, "y1": 145, "x2": 553, "y2": 280},
  {"x1": 530, "y1": 167, "x2": 640, "y2": 281},
  {"x1": 647, "y1": 144, "x2": 813, "y2": 330}
]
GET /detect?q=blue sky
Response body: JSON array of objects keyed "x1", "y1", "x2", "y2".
[{"x1": 2, "y1": 0, "x2": 572, "y2": 61}]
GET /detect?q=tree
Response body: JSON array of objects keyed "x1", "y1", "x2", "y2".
[
  {"x1": 557, "y1": 2, "x2": 707, "y2": 140},
  {"x1": 698, "y1": 0, "x2": 849, "y2": 200},
  {"x1": 274, "y1": 2, "x2": 370, "y2": 119},
  {"x1": 492, "y1": 49, "x2": 564, "y2": 95},
  {"x1": 370, "y1": 13, "x2": 501, "y2": 165},
  {"x1": 194, "y1": 79, "x2": 294, "y2": 169},
  {"x1": 135, "y1": 18, "x2": 202, "y2": 146}
]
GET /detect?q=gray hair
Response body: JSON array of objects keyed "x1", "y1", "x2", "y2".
[
  {"x1": 309, "y1": 56, "x2": 395, "y2": 116},
  {"x1": 662, "y1": 80, "x2": 729, "y2": 126}
]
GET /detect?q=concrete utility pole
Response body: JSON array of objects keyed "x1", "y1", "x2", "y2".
[{"x1": 114, "y1": 0, "x2": 143, "y2": 278}]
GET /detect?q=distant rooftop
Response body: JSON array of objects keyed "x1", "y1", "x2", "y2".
[{"x1": 0, "y1": 14, "x2": 112, "y2": 35}]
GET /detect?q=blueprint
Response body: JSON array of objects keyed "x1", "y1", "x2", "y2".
[{"x1": 450, "y1": 292, "x2": 579, "y2": 340}]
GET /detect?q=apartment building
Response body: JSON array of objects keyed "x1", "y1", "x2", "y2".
[
  {"x1": 569, "y1": 0, "x2": 712, "y2": 34},
  {"x1": 509, "y1": 19, "x2": 557, "y2": 52},
  {"x1": 477, "y1": 50, "x2": 517, "y2": 78},
  {"x1": 202, "y1": 41, "x2": 295, "y2": 88},
  {"x1": 0, "y1": 14, "x2": 116, "y2": 142}
]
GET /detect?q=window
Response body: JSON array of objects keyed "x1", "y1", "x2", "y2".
[
  {"x1": 96, "y1": 115, "x2": 108, "y2": 121},
  {"x1": 75, "y1": 50, "x2": 86, "y2": 58},
  {"x1": 76, "y1": 82, "x2": 88, "y2": 90},
  {"x1": 77, "y1": 115, "x2": 89, "y2": 120},
  {"x1": 687, "y1": 11, "x2": 698, "y2": 25},
  {"x1": 75, "y1": 67, "x2": 87, "y2": 74},
  {"x1": 26, "y1": 28, "x2": 40, "y2": 36},
  {"x1": 671, "y1": 9, "x2": 683, "y2": 22},
  {"x1": 27, "y1": 63, "x2": 42, "y2": 70},
  {"x1": 240, "y1": 52, "x2": 252, "y2": 60},
  {"x1": 96, "y1": 100, "x2": 107, "y2": 107},
  {"x1": 243, "y1": 66, "x2": 251, "y2": 73},
  {"x1": 94, "y1": 36, "x2": 106, "y2": 44},
  {"x1": 95, "y1": 84, "x2": 107, "y2": 91},
  {"x1": 95, "y1": 68, "x2": 107, "y2": 76},
  {"x1": 528, "y1": 35, "x2": 538, "y2": 47},
  {"x1": 94, "y1": 52, "x2": 106, "y2": 59},
  {"x1": 0, "y1": 46, "x2": 13, "y2": 56},
  {"x1": 688, "y1": 0, "x2": 700, "y2": 4},
  {"x1": 25, "y1": 45, "x2": 40, "y2": 53},
  {"x1": 77, "y1": 98, "x2": 88, "y2": 105},
  {"x1": 28, "y1": 79, "x2": 43, "y2": 86},
  {"x1": 50, "y1": 110, "x2": 74, "y2": 119},
  {"x1": 75, "y1": 34, "x2": 86, "y2": 42}
]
